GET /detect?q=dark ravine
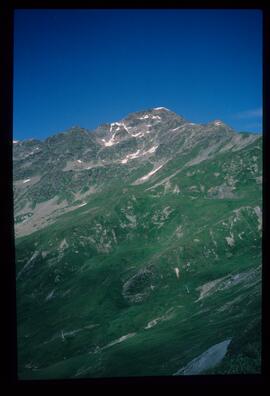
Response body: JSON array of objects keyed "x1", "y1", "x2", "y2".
[{"x1": 14, "y1": 107, "x2": 262, "y2": 378}]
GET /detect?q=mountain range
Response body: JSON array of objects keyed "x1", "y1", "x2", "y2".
[{"x1": 14, "y1": 107, "x2": 262, "y2": 378}]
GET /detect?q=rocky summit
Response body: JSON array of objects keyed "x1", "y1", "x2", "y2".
[{"x1": 14, "y1": 107, "x2": 262, "y2": 379}]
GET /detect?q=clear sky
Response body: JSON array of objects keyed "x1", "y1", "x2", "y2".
[{"x1": 13, "y1": 9, "x2": 262, "y2": 140}]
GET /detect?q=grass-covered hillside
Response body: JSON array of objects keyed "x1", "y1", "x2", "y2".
[{"x1": 14, "y1": 108, "x2": 262, "y2": 378}]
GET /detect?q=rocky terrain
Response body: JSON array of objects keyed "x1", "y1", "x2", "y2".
[{"x1": 14, "y1": 107, "x2": 262, "y2": 378}]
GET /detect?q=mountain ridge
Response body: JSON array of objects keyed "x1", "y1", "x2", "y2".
[
  {"x1": 14, "y1": 107, "x2": 249, "y2": 144},
  {"x1": 14, "y1": 107, "x2": 262, "y2": 379}
]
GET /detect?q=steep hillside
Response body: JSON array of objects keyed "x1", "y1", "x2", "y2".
[{"x1": 14, "y1": 108, "x2": 262, "y2": 378}]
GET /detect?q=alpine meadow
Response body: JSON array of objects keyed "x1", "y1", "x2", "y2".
[{"x1": 14, "y1": 107, "x2": 262, "y2": 378}]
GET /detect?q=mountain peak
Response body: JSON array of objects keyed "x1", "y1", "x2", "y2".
[
  {"x1": 153, "y1": 107, "x2": 171, "y2": 111},
  {"x1": 150, "y1": 107, "x2": 186, "y2": 120},
  {"x1": 148, "y1": 107, "x2": 178, "y2": 115},
  {"x1": 123, "y1": 107, "x2": 186, "y2": 124}
]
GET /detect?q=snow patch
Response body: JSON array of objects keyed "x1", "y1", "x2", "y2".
[
  {"x1": 145, "y1": 317, "x2": 162, "y2": 329},
  {"x1": 104, "y1": 138, "x2": 118, "y2": 147},
  {"x1": 139, "y1": 114, "x2": 161, "y2": 121},
  {"x1": 102, "y1": 333, "x2": 136, "y2": 350},
  {"x1": 173, "y1": 185, "x2": 180, "y2": 194},
  {"x1": 147, "y1": 145, "x2": 158, "y2": 154},
  {"x1": 140, "y1": 165, "x2": 163, "y2": 181},
  {"x1": 59, "y1": 238, "x2": 69, "y2": 250},
  {"x1": 77, "y1": 202, "x2": 87, "y2": 208},
  {"x1": 134, "y1": 164, "x2": 164, "y2": 184},
  {"x1": 174, "y1": 267, "x2": 180, "y2": 279},
  {"x1": 145, "y1": 308, "x2": 175, "y2": 330},
  {"x1": 23, "y1": 178, "x2": 31, "y2": 183},
  {"x1": 77, "y1": 160, "x2": 82, "y2": 164},
  {"x1": 104, "y1": 122, "x2": 131, "y2": 146},
  {"x1": 116, "y1": 122, "x2": 130, "y2": 133},
  {"x1": 131, "y1": 132, "x2": 144, "y2": 138},
  {"x1": 121, "y1": 150, "x2": 141, "y2": 164},
  {"x1": 173, "y1": 339, "x2": 231, "y2": 375},
  {"x1": 225, "y1": 234, "x2": 235, "y2": 247}
]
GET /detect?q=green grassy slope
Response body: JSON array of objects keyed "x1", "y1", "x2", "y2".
[{"x1": 15, "y1": 130, "x2": 262, "y2": 378}]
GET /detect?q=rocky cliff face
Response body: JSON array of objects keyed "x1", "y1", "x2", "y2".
[{"x1": 14, "y1": 108, "x2": 262, "y2": 379}]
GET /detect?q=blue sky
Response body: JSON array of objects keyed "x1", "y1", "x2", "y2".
[{"x1": 13, "y1": 9, "x2": 262, "y2": 140}]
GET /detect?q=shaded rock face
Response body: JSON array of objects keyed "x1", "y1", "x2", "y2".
[{"x1": 14, "y1": 108, "x2": 262, "y2": 379}]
